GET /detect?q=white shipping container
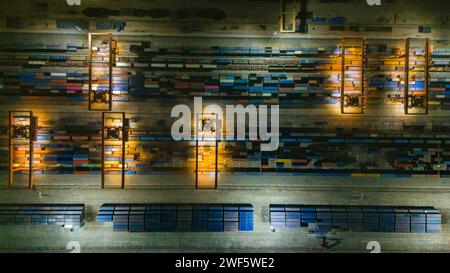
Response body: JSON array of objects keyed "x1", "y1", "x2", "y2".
[
  {"x1": 28, "y1": 61, "x2": 46, "y2": 65},
  {"x1": 151, "y1": 63, "x2": 166, "y2": 68},
  {"x1": 116, "y1": 62, "x2": 131, "y2": 67},
  {"x1": 51, "y1": 73, "x2": 67, "y2": 77},
  {"x1": 168, "y1": 64, "x2": 183, "y2": 68},
  {"x1": 202, "y1": 64, "x2": 218, "y2": 69}
]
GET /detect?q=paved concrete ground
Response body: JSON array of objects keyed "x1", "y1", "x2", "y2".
[
  {"x1": 1, "y1": 0, "x2": 449, "y2": 39},
  {"x1": 0, "y1": 174, "x2": 449, "y2": 253},
  {"x1": 2, "y1": 173, "x2": 450, "y2": 190}
]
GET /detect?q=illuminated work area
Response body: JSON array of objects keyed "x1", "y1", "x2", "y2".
[{"x1": 0, "y1": 0, "x2": 449, "y2": 253}]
